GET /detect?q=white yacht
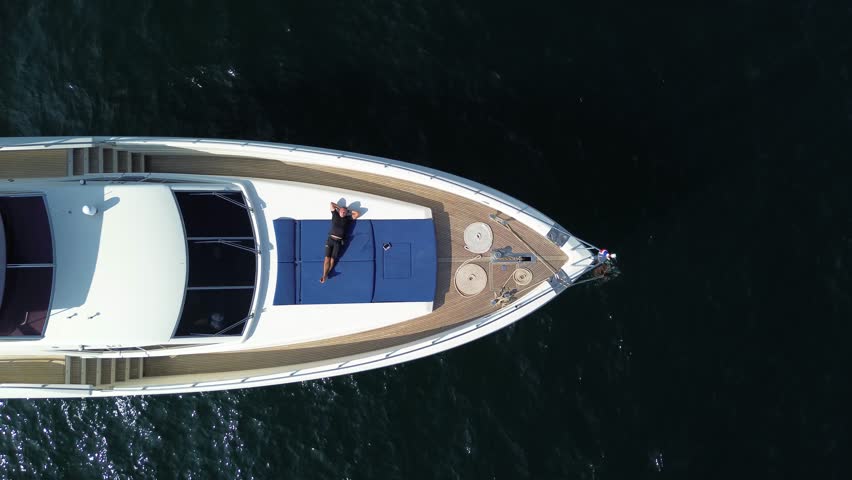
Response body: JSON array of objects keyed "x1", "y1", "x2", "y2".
[{"x1": 0, "y1": 137, "x2": 613, "y2": 398}]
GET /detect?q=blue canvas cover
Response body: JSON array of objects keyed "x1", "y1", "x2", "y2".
[
  {"x1": 272, "y1": 217, "x2": 436, "y2": 306},
  {"x1": 297, "y1": 219, "x2": 374, "y2": 262},
  {"x1": 272, "y1": 218, "x2": 296, "y2": 263},
  {"x1": 273, "y1": 262, "x2": 297, "y2": 305},
  {"x1": 338, "y1": 221, "x2": 375, "y2": 262},
  {"x1": 372, "y1": 220, "x2": 437, "y2": 303},
  {"x1": 382, "y1": 243, "x2": 411, "y2": 278},
  {"x1": 296, "y1": 220, "x2": 329, "y2": 263},
  {"x1": 298, "y1": 260, "x2": 374, "y2": 304}
]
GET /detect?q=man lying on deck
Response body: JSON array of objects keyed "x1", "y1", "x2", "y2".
[{"x1": 321, "y1": 202, "x2": 361, "y2": 283}]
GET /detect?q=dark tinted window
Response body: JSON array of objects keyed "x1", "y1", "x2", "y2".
[
  {"x1": 0, "y1": 195, "x2": 53, "y2": 337},
  {"x1": 174, "y1": 190, "x2": 256, "y2": 337},
  {"x1": 0, "y1": 196, "x2": 53, "y2": 264},
  {"x1": 175, "y1": 289, "x2": 253, "y2": 336},
  {"x1": 0, "y1": 267, "x2": 52, "y2": 336},
  {"x1": 175, "y1": 192, "x2": 253, "y2": 237},
  {"x1": 187, "y1": 241, "x2": 257, "y2": 287}
]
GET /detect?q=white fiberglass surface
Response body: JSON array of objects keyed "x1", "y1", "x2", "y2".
[{"x1": 44, "y1": 184, "x2": 187, "y2": 346}]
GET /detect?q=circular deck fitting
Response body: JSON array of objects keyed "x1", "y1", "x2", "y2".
[
  {"x1": 455, "y1": 263, "x2": 488, "y2": 296},
  {"x1": 513, "y1": 268, "x2": 533, "y2": 286},
  {"x1": 463, "y1": 222, "x2": 494, "y2": 253}
]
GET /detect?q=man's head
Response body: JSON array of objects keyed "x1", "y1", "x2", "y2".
[{"x1": 338, "y1": 207, "x2": 348, "y2": 217}]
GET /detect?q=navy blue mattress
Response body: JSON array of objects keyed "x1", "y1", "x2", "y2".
[{"x1": 272, "y1": 218, "x2": 437, "y2": 305}]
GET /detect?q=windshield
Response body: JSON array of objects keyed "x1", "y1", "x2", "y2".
[
  {"x1": 0, "y1": 194, "x2": 53, "y2": 336},
  {"x1": 173, "y1": 190, "x2": 257, "y2": 337}
]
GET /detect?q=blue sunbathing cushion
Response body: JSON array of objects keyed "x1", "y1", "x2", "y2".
[
  {"x1": 382, "y1": 243, "x2": 411, "y2": 279},
  {"x1": 298, "y1": 260, "x2": 374, "y2": 304},
  {"x1": 272, "y1": 218, "x2": 296, "y2": 263},
  {"x1": 372, "y1": 219, "x2": 437, "y2": 303},
  {"x1": 298, "y1": 219, "x2": 375, "y2": 262},
  {"x1": 272, "y1": 218, "x2": 436, "y2": 306},
  {"x1": 273, "y1": 262, "x2": 297, "y2": 305}
]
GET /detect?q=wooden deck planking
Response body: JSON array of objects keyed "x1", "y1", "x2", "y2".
[
  {"x1": 0, "y1": 356, "x2": 67, "y2": 384},
  {"x1": 0, "y1": 149, "x2": 67, "y2": 178}
]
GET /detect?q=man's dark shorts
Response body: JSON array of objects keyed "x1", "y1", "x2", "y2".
[{"x1": 325, "y1": 235, "x2": 344, "y2": 259}]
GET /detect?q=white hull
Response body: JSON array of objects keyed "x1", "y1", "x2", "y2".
[{"x1": 0, "y1": 137, "x2": 601, "y2": 398}]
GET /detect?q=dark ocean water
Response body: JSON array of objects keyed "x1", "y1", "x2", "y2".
[{"x1": 1, "y1": 1, "x2": 851, "y2": 478}]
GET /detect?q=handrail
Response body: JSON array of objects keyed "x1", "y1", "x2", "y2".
[
  {"x1": 0, "y1": 137, "x2": 98, "y2": 149},
  {"x1": 56, "y1": 344, "x2": 173, "y2": 357}
]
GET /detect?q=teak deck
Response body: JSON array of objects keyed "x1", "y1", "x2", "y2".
[{"x1": 0, "y1": 148, "x2": 569, "y2": 387}]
